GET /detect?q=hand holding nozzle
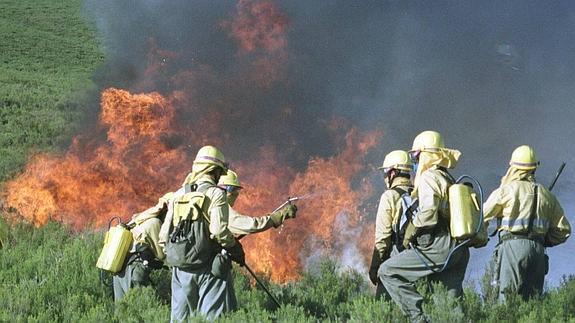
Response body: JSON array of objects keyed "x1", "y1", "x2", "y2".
[
  {"x1": 272, "y1": 197, "x2": 300, "y2": 213},
  {"x1": 271, "y1": 197, "x2": 300, "y2": 228}
]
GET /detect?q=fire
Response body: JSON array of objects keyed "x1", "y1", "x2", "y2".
[
  {"x1": 234, "y1": 128, "x2": 380, "y2": 281},
  {"x1": 4, "y1": 89, "x2": 189, "y2": 229},
  {"x1": 2, "y1": 0, "x2": 383, "y2": 283}
]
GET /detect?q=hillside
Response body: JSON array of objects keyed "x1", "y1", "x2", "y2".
[{"x1": 0, "y1": 0, "x2": 103, "y2": 181}]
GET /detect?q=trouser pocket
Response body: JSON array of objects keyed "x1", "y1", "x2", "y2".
[{"x1": 211, "y1": 252, "x2": 232, "y2": 279}]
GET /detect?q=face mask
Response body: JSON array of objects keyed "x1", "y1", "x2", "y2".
[
  {"x1": 384, "y1": 176, "x2": 391, "y2": 189},
  {"x1": 227, "y1": 190, "x2": 239, "y2": 207}
]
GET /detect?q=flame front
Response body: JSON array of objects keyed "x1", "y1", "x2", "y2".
[{"x1": 2, "y1": 0, "x2": 383, "y2": 282}]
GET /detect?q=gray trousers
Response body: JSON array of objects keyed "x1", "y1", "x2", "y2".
[
  {"x1": 171, "y1": 266, "x2": 235, "y2": 322},
  {"x1": 379, "y1": 232, "x2": 469, "y2": 323},
  {"x1": 113, "y1": 260, "x2": 151, "y2": 301},
  {"x1": 375, "y1": 246, "x2": 400, "y2": 299},
  {"x1": 492, "y1": 237, "x2": 546, "y2": 302}
]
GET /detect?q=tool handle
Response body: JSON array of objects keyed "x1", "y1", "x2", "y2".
[
  {"x1": 549, "y1": 162, "x2": 566, "y2": 191},
  {"x1": 244, "y1": 263, "x2": 281, "y2": 308}
]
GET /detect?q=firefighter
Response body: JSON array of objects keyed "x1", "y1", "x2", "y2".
[
  {"x1": 162, "y1": 145, "x2": 245, "y2": 322},
  {"x1": 218, "y1": 169, "x2": 297, "y2": 236},
  {"x1": 379, "y1": 131, "x2": 469, "y2": 323},
  {"x1": 368, "y1": 150, "x2": 414, "y2": 299},
  {"x1": 113, "y1": 193, "x2": 171, "y2": 301},
  {"x1": 482, "y1": 145, "x2": 571, "y2": 302},
  {"x1": 215, "y1": 169, "x2": 297, "y2": 309}
]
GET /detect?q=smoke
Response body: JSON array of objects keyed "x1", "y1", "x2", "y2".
[{"x1": 80, "y1": 0, "x2": 575, "y2": 285}]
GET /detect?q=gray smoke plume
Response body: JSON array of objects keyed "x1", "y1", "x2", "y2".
[{"x1": 83, "y1": 0, "x2": 575, "y2": 286}]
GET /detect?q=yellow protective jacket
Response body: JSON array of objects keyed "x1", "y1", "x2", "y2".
[
  {"x1": 129, "y1": 192, "x2": 172, "y2": 260},
  {"x1": 412, "y1": 166, "x2": 451, "y2": 229},
  {"x1": 196, "y1": 176, "x2": 238, "y2": 248},
  {"x1": 483, "y1": 180, "x2": 571, "y2": 246},
  {"x1": 228, "y1": 207, "x2": 276, "y2": 236},
  {"x1": 130, "y1": 217, "x2": 165, "y2": 260},
  {"x1": 374, "y1": 177, "x2": 412, "y2": 259}
]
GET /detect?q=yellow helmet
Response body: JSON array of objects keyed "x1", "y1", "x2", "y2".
[
  {"x1": 193, "y1": 145, "x2": 227, "y2": 170},
  {"x1": 411, "y1": 130, "x2": 445, "y2": 152},
  {"x1": 510, "y1": 145, "x2": 539, "y2": 170},
  {"x1": 218, "y1": 169, "x2": 242, "y2": 188},
  {"x1": 379, "y1": 150, "x2": 413, "y2": 172}
]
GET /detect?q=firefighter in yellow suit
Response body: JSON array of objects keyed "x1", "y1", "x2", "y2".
[
  {"x1": 160, "y1": 146, "x2": 245, "y2": 322},
  {"x1": 482, "y1": 145, "x2": 571, "y2": 302},
  {"x1": 216, "y1": 169, "x2": 297, "y2": 310},
  {"x1": 379, "y1": 131, "x2": 469, "y2": 323},
  {"x1": 219, "y1": 170, "x2": 297, "y2": 236},
  {"x1": 113, "y1": 192, "x2": 171, "y2": 301},
  {"x1": 368, "y1": 150, "x2": 413, "y2": 298}
]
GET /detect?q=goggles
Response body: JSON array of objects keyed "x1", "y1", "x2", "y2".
[
  {"x1": 409, "y1": 150, "x2": 421, "y2": 162},
  {"x1": 223, "y1": 185, "x2": 241, "y2": 193}
]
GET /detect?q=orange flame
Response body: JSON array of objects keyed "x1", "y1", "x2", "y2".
[
  {"x1": 4, "y1": 89, "x2": 189, "y2": 229},
  {"x1": 235, "y1": 128, "x2": 380, "y2": 281}
]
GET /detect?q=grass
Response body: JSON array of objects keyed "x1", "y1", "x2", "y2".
[
  {"x1": 0, "y1": 222, "x2": 574, "y2": 322},
  {"x1": 0, "y1": 0, "x2": 103, "y2": 181}
]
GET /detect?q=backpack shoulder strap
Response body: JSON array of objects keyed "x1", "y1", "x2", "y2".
[
  {"x1": 436, "y1": 167, "x2": 456, "y2": 184},
  {"x1": 391, "y1": 186, "x2": 407, "y2": 196},
  {"x1": 527, "y1": 183, "x2": 539, "y2": 234}
]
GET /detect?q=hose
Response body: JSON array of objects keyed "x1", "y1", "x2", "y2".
[{"x1": 410, "y1": 174, "x2": 484, "y2": 273}]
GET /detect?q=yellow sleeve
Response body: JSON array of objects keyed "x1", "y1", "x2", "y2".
[
  {"x1": 227, "y1": 207, "x2": 275, "y2": 236},
  {"x1": 482, "y1": 187, "x2": 505, "y2": 231},
  {"x1": 206, "y1": 187, "x2": 237, "y2": 248},
  {"x1": 374, "y1": 192, "x2": 395, "y2": 259},
  {"x1": 545, "y1": 196, "x2": 571, "y2": 246}
]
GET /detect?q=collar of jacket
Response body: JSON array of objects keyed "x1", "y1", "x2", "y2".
[
  {"x1": 195, "y1": 174, "x2": 217, "y2": 186},
  {"x1": 390, "y1": 176, "x2": 412, "y2": 189}
]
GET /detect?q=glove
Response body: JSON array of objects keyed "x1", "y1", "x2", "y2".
[
  {"x1": 402, "y1": 222, "x2": 418, "y2": 250},
  {"x1": 368, "y1": 248, "x2": 382, "y2": 286},
  {"x1": 225, "y1": 242, "x2": 246, "y2": 266},
  {"x1": 469, "y1": 228, "x2": 489, "y2": 248},
  {"x1": 270, "y1": 204, "x2": 298, "y2": 227}
]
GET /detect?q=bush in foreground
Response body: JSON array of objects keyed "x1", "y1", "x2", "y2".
[{"x1": 0, "y1": 221, "x2": 574, "y2": 322}]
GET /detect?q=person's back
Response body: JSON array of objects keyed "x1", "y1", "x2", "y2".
[
  {"x1": 482, "y1": 145, "x2": 570, "y2": 301},
  {"x1": 167, "y1": 146, "x2": 245, "y2": 322},
  {"x1": 379, "y1": 131, "x2": 469, "y2": 323},
  {"x1": 113, "y1": 215, "x2": 165, "y2": 301}
]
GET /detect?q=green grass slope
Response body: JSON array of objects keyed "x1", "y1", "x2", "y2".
[{"x1": 0, "y1": 0, "x2": 103, "y2": 181}]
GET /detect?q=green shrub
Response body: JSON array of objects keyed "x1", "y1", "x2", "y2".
[{"x1": 1, "y1": 221, "x2": 575, "y2": 322}]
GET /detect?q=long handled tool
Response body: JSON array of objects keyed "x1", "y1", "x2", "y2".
[
  {"x1": 549, "y1": 162, "x2": 566, "y2": 191},
  {"x1": 244, "y1": 262, "x2": 281, "y2": 308}
]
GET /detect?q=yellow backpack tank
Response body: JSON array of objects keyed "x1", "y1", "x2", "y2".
[
  {"x1": 449, "y1": 182, "x2": 481, "y2": 240},
  {"x1": 96, "y1": 217, "x2": 133, "y2": 273}
]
